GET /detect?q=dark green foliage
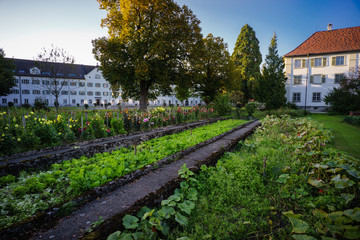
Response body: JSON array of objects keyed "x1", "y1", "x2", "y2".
[
  {"x1": 0, "y1": 49, "x2": 16, "y2": 96},
  {"x1": 245, "y1": 102, "x2": 257, "y2": 117},
  {"x1": 324, "y1": 71, "x2": 360, "y2": 114},
  {"x1": 255, "y1": 33, "x2": 287, "y2": 109},
  {"x1": 34, "y1": 98, "x2": 49, "y2": 110},
  {"x1": 7, "y1": 102, "x2": 14, "y2": 107},
  {"x1": 231, "y1": 24, "x2": 262, "y2": 103},
  {"x1": 110, "y1": 117, "x2": 126, "y2": 135},
  {"x1": 213, "y1": 93, "x2": 232, "y2": 116},
  {"x1": 344, "y1": 115, "x2": 360, "y2": 126},
  {"x1": 193, "y1": 34, "x2": 232, "y2": 104}
]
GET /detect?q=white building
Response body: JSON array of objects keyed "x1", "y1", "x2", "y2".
[
  {"x1": 0, "y1": 58, "x2": 202, "y2": 108},
  {"x1": 284, "y1": 25, "x2": 360, "y2": 111}
]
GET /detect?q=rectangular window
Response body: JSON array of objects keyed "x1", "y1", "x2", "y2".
[
  {"x1": 294, "y1": 59, "x2": 301, "y2": 68},
  {"x1": 103, "y1": 92, "x2": 109, "y2": 96},
  {"x1": 63, "y1": 99, "x2": 67, "y2": 104},
  {"x1": 10, "y1": 89, "x2": 19, "y2": 94},
  {"x1": 14, "y1": 99, "x2": 18, "y2": 104},
  {"x1": 21, "y1": 79, "x2": 29, "y2": 84},
  {"x1": 79, "y1": 82, "x2": 85, "y2": 87},
  {"x1": 61, "y1": 81, "x2": 68, "y2": 86},
  {"x1": 312, "y1": 92, "x2": 321, "y2": 102},
  {"x1": 81, "y1": 99, "x2": 84, "y2": 104},
  {"x1": 87, "y1": 91, "x2": 93, "y2": 96},
  {"x1": 95, "y1": 83, "x2": 101, "y2": 87},
  {"x1": 43, "y1": 90, "x2": 50, "y2": 95},
  {"x1": 72, "y1": 99, "x2": 76, "y2": 104},
  {"x1": 79, "y1": 91, "x2": 85, "y2": 95},
  {"x1": 332, "y1": 56, "x2": 345, "y2": 66},
  {"x1": 103, "y1": 83, "x2": 109, "y2": 88},
  {"x1": 45, "y1": 99, "x2": 49, "y2": 104},
  {"x1": 32, "y1": 90, "x2": 40, "y2": 95},
  {"x1": 314, "y1": 58, "x2": 322, "y2": 67},
  {"x1": 292, "y1": 93, "x2": 301, "y2": 103},
  {"x1": 87, "y1": 83, "x2": 93, "y2": 87},
  {"x1": 2, "y1": 99, "x2": 7, "y2": 104},
  {"x1": 293, "y1": 75, "x2": 302, "y2": 85},
  {"x1": 310, "y1": 75, "x2": 326, "y2": 84},
  {"x1": 14, "y1": 79, "x2": 19, "y2": 84},
  {"x1": 42, "y1": 80, "x2": 50, "y2": 85},
  {"x1": 61, "y1": 91, "x2": 68, "y2": 95},
  {"x1": 89, "y1": 99, "x2": 93, "y2": 104},
  {"x1": 95, "y1": 91, "x2": 101, "y2": 96},
  {"x1": 22, "y1": 90, "x2": 30, "y2": 94},
  {"x1": 70, "y1": 91, "x2": 77, "y2": 95},
  {"x1": 70, "y1": 82, "x2": 77, "y2": 86},
  {"x1": 24, "y1": 99, "x2": 29, "y2": 104},
  {"x1": 95, "y1": 74, "x2": 100, "y2": 79},
  {"x1": 32, "y1": 79, "x2": 40, "y2": 85},
  {"x1": 334, "y1": 73, "x2": 345, "y2": 84}
]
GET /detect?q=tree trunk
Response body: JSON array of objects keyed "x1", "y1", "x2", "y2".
[{"x1": 139, "y1": 81, "x2": 148, "y2": 110}]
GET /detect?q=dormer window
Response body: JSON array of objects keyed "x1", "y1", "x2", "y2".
[{"x1": 95, "y1": 74, "x2": 100, "y2": 79}]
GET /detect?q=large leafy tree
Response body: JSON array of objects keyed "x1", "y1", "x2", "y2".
[
  {"x1": 193, "y1": 33, "x2": 232, "y2": 104},
  {"x1": 231, "y1": 24, "x2": 262, "y2": 104},
  {"x1": 255, "y1": 33, "x2": 287, "y2": 109},
  {"x1": 324, "y1": 70, "x2": 360, "y2": 114},
  {"x1": 0, "y1": 49, "x2": 16, "y2": 96},
  {"x1": 93, "y1": 0, "x2": 203, "y2": 110},
  {"x1": 36, "y1": 45, "x2": 75, "y2": 112}
]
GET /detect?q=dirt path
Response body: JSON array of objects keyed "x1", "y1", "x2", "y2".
[{"x1": 29, "y1": 120, "x2": 260, "y2": 240}]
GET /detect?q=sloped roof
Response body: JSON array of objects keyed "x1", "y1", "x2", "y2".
[
  {"x1": 7, "y1": 58, "x2": 96, "y2": 79},
  {"x1": 284, "y1": 26, "x2": 360, "y2": 57}
]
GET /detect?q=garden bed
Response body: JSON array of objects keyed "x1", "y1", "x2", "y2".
[
  {"x1": 0, "y1": 119, "x2": 257, "y2": 239},
  {"x1": 0, "y1": 117, "x2": 229, "y2": 177}
]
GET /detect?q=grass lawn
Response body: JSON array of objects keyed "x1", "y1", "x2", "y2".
[{"x1": 309, "y1": 113, "x2": 360, "y2": 159}]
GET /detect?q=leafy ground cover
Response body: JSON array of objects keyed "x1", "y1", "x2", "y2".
[
  {"x1": 0, "y1": 106, "x2": 216, "y2": 156},
  {"x1": 0, "y1": 119, "x2": 246, "y2": 230},
  {"x1": 165, "y1": 116, "x2": 359, "y2": 239},
  {"x1": 110, "y1": 115, "x2": 360, "y2": 239},
  {"x1": 309, "y1": 113, "x2": 360, "y2": 159}
]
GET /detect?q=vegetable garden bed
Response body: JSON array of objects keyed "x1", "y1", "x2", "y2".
[
  {"x1": 0, "y1": 117, "x2": 229, "y2": 177},
  {"x1": 0, "y1": 119, "x2": 254, "y2": 239}
]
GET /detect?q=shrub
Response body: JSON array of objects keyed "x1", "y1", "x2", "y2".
[
  {"x1": 21, "y1": 103, "x2": 31, "y2": 108},
  {"x1": 110, "y1": 117, "x2": 126, "y2": 134},
  {"x1": 84, "y1": 104, "x2": 89, "y2": 109},
  {"x1": 245, "y1": 102, "x2": 257, "y2": 117},
  {"x1": 7, "y1": 102, "x2": 14, "y2": 107},
  {"x1": 344, "y1": 115, "x2": 360, "y2": 126},
  {"x1": 214, "y1": 93, "x2": 232, "y2": 116},
  {"x1": 34, "y1": 98, "x2": 48, "y2": 110}
]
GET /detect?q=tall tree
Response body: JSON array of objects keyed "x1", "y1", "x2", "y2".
[
  {"x1": 255, "y1": 33, "x2": 287, "y2": 109},
  {"x1": 93, "y1": 0, "x2": 203, "y2": 110},
  {"x1": 0, "y1": 49, "x2": 16, "y2": 96},
  {"x1": 231, "y1": 24, "x2": 262, "y2": 104},
  {"x1": 36, "y1": 45, "x2": 75, "y2": 112},
  {"x1": 193, "y1": 33, "x2": 232, "y2": 104}
]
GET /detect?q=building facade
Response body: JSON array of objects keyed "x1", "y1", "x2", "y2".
[
  {"x1": 0, "y1": 58, "x2": 202, "y2": 108},
  {"x1": 284, "y1": 25, "x2": 360, "y2": 111}
]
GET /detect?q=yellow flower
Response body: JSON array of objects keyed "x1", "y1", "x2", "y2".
[
  {"x1": 15, "y1": 124, "x2": 18, "y2": 128},
  {"x1": 58, "y1": 132, "x2": 62, "y2": 135},
  {"x1": 30, "y1": 111, "x2": 34, "y2": 115},
  {"x1": 2, "y1": 134, "x2": 4, "y2": 137},
  {"x1": 69, "y1": 125, "x2": 72, "y2": 128},
  {"x1": 25, "y1": 115, "x2": 28, "y2": 119},
  {"x1": 17, "y1": 138, "x2": 21, "y2": 141},
  {"x1": 5, "y1": 127, "x2": 8, "y2": 130}
]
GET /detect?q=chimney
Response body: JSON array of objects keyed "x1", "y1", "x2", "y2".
[{"x1": 327, "y1": 23, "x2": 333, "y2": 30}]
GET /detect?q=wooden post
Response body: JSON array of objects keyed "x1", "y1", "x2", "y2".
[{"x1": 85, "y1": 112, "x2": 88, "y2": 121}]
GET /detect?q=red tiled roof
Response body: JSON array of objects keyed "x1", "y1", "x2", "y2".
[{"x1": 284, "y1": 26, "x2": 360, "y2": 57}]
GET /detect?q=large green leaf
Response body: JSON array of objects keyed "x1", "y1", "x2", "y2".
[
  {"x1": 344, "y1": 208, "x2": 360, "y2": 222},
  {"x1": 107, "y1": 231, "x2": 121, "y2": 240},
  {"x1": 158, "y1": 206, "x2": 176, "y2": 219},
  {"x1": 292, "y1": 234, "x2": 316, "y2": 240},
  {"x1": 289, "y1": 217, "x2": 309, "y2": 234},
  {"x1": 344, "y1": 225, "x2": 360, "y2": 239},
  {"x1": 178, "y1": 200, "x2": 195, "y2": 215},
  {"x1": 122, "y1": 215, "x2": 139, "y2": 229},
  {"x1": 341, "y1": 193, "x2": 355, "y2": 205},
  {"x1": 175, "y1": 212, "x2": 188, "y2": 226},
  {"x1": 308, "y1": 177, "x2": 324, "y2": 188}
]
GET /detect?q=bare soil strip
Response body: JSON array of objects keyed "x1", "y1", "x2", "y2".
[{"x1": 22, "y1": 120, "x2": 260, "y2": 240}]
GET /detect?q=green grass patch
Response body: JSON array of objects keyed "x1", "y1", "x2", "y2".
[{"x1": 309, "y1": 113, "x2": 360, "y2": 159}]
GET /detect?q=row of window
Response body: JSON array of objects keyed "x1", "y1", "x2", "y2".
[
  {"x1": 1, "y1": 98, "x2": 107, "y2": 105},
  {"x1": 294, "y1": 56, "x2": 345, "y2": 68},
  {"x1": 293, "y1": 73, "x2": 345, "y2": 85},
  {"x1": 12, "y1": 90, "x2": 111, "y2": 96},
  {"x1": 15, "y1": 79, "x2": 109, "y2": 88},
  {"x1": 292, "y1": 92, "x2": 321, "y2": 103}
]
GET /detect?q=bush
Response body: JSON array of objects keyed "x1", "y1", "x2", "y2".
[
  {"x1": 245, "y1": 102, "x2": 257, "y2": 117},
  {"x1": 110, "y1": 117, "x2": 126, "y2": 134},
  {"x1": 214, "y1": 93, "x2": 232, "y2": 116},
  {"x1": 34, "y1": 99, "x2": 48, "y2": 110},
  {"x1": 7, "y1": 102, "x2": 14, "y2": 107},
  {"x1": 84, "y1": 104, "x2": 89, "y2": 109},
  {"x1": 21, "y1": 103, "x2": 31, "y2": 108},
  {"x1": 344, "y1": 115, "x2": 360, "y2": 126}
]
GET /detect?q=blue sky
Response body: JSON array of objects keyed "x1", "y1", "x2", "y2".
[{"x1": 0, "y1": 0, "x2": 359, "y2": 65}]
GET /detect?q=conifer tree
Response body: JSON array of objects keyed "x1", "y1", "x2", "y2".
[
  {"x1": 231, "y1": 24, "x2": 261, "y2": 104},
  {"x1": 256, "y1": 33, "x2": 287, "y2": 109},
  {"x1": 0, "y1": 49, "x2": 16, "y2": 97}
]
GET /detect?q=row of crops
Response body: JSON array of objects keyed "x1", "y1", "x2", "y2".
[
  {"x1": 0, "y1": 106, "x2": 216, "y2": 156},
  {"x1": 105, "y1": 115, "x2": 360, "y2": 240},
  {"x1": 0, "y1": 119, "x2": 246, "y2": 230}
]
